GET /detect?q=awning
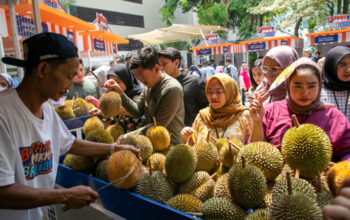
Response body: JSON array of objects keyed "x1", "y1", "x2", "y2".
[
  {"x1": 305, "y1": 28, "x2": 350, "y2": 46},
  {"x1": 129, "y1": 24, "x2": 226, "y2": 45},
  {"x1": 190, "y1": 43, "x2": 243, "y2": 56},
  {"x1": 79, "y1": 30, "x2": 129, "y2": 44}
]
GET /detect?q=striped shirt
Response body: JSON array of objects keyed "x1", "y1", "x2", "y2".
[{"x1": 321, "y1": 87, "x2": 350, "y2": 122}]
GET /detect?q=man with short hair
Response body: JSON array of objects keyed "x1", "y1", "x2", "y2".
[
  {"x1": 105, "y1": 47, "x2": 185, "y2": 144},
  {"x1": 0, "y1": 32, "x2": 139, "y2": 220},
  {"x1": 109, "y1": 60, "x2": 117, "y2": 67},
  {"x1": 66, "y1": 59, "x2": 101, "y2": 100},
  {"x1": 158, "y1": 47, "x2": 208, "y2": 126},
  {"x1": 203, "y1": 61, "x2": 215, "y2": 82},
  {"x1": 224, "y1": 59, "x2": 240, "y2": 89}
]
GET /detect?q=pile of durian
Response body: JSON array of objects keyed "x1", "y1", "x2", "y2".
[{"x1": 62, "y1": 103, "x2": 350, "y2": 219}]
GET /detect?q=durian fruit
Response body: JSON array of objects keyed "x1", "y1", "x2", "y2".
[
  {"x1": 272, "y1": 175, "x2": 317, "y2": 203},
  {"x1": 64, "y1": 99, "x2": 73, "y2": 108},
  {"x1": 99, "y1": 91, "x2": 121, "y2": 118},
  {"x1": 178, "y1": 171, "x2": 215, "y2": 201},
  {"x1": 269, "y1": 173, "x2": 322, "y2": 220},
  {"x1": 147, "y1": 153, "x2": 166, "y2": 172},
  {"x1": 105, "y1": 124, "x2": 124, "y2": 142},
  {"x1": 228, "y1": 158, "x2": 267, "y2": 209},
  {"x1": 55, "y1": 104, "x2": 75, "y2": 120},
  {"x1": 167, "y1": 194, "x2": 202, "y2": 213},
  {"x1": 237, "y1": 142, "x2": 283, "y2": 181},
  {"x1": 327, "y1": 161, "x2": 350, "y2": 196},
  {"x1": 146, "y1": 117, "x2": 170, "y2": 151},
  {"x1": 141, "y1": 165, "x2": 150, "y2": 176},
  {"x1": 194, "y1": 141, "x2": 219, "y2": 173},
  {"x1": 95, "y1": 159, "x2": 109, "y2": 182},
  {"x1": 122, "y1": 134, "x2": 153, "y2": 162},
  {"x1": 62, "y1": 154, "x2": 73, "y2": 167},
  {"x1": 88, "y1": 102, "x2": 95, "y2": 110},
  {"x1": 264, "y1": 181, "x2": 275, "y2": 208},
  {"x1": 86, "y1": 128, "x2": 114, "y2": 144},
  {"x1": 135, "y1": 170, "x2": 174, "y2": 203},
  {"x1": 165, "y1": 144, "x2": 197, "y2": 183},
  {"x1": 214, "y1": 173, "x2": 231, "y2": 199},
  {"x1": 281, "y1": 119, "x2": 332, "y2": 179},
  {"x1": 70, "y1": 155, "x2": 94, "y2": 173},
  {"x1": 107, "y1": 150, "x2": 142, "y2": 189},
  {"x1": 83, "y1": 116, "x2": 104, "y2": 136},
  {"x1": 245, "y1": 209, "x2": 269, "y2": 220},
  {"x1": 72, "y1": 98, "x2": 90, "y2": 117},
  {"x1": 215, "y1": 138, "x2": 228, "y2": 151},
  {"x1": 202, "y1": 197, "x2": 246, "y2": 220},
  {"x1": 219, "y1": 139, "x2": 242, "y2": 168}
]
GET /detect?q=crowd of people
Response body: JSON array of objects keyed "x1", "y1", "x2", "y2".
[{"x1": 0, "y1": 32, "x2": 350, "y2": 219}]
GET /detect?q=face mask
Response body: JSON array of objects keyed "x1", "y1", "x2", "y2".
[{"x1": 0, "y1": 87, "x2": 6, "y2": 92}]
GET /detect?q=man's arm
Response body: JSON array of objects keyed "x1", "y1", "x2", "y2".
[
  {"x1": 0, "y1": 183, "x2": 98, "y2": 209},
  {"x1": 121, "y1": 92, "x2": 145, "y2": 118}
]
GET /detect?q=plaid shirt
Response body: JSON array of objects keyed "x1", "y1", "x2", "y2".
[{"x1": 321, "y1": 87, "x2": 350, "y2": 122}]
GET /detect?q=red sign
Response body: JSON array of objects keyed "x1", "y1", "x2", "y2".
[
  {"x1": 328, "y1": 14, "x2": 350, "y2": 29},
  {"x1": 94, "y1": 13, "x2": 111, "y2": 32},
  {"x1": 257, "y1": 26, "x2": 276, "y2": 37}
]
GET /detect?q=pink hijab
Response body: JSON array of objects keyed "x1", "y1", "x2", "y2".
[
  {"x1": 254, "y1": 46, "x2": 299, "y2": 105},
  {"x1": 285, "y1": 57, "x2": 332, "y2": 115}
]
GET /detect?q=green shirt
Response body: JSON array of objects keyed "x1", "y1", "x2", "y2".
[
  {"x1": 122, "y1": 74, "x2": 185, "y2": 145},
  {"x1": 66, "y1": 78, "x2": 101, "y2": 100}
]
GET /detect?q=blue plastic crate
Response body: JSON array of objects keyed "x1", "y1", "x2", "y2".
[
  {"x1": 56, "y1": 164, "x2": 201, "y2": 220},
  {"x1": 63, "y1": 115, "x2": 91, "y2": 130}
]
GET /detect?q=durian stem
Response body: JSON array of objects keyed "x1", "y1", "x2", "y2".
[
  {"x1": 241, "y1": 156, "x2": 246, "y2": 168},
  {"x1": 152, "y1": 117, "x2": 157, "y2": 127},
  {"x1": 316, "y1": 173, "x2": 322, "y2": 193},
  {"x1": 295, "y1": 169, "x2": 300, "y2": 178},
  {"x1": 186, "y1": 212, "x2": 203, "y2": 217},
  {"x1": 292, "y1": 115, "x2": 300, "y2": 128},
  {"x1": 227, "y1": 140, "x2": 240, "y2": 151},
  {"x1": 210, "y1": 173, "x2": 217, "y2": 179},
  {"x1": 286, "y1": 172, "x2": 293, "y2": 195}
]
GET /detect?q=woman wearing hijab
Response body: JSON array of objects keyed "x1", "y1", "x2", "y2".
[
  {"x1": 107, "y1": 64, "x2": 142, "y2": 100},
  {"x1": 181, "y1": 74, "x2": 252, "y2": 145},
  {"x1": 250, "y1": 58, "x2": 350, "y2": 161},
  {"x1": 254, "y1": 46, "x2": 299, "y2": 106},
  {"x1": 188, "y1": 65, "x2": 202, "y2": 78},
  {"x1": 0, "y1": 73, "x2": 15, "y2": 91},
  {"x1": 321, "y1": 46, "x2": 350, "y2": 122}
]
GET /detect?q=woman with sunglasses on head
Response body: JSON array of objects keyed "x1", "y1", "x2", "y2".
[
  {"x1": 253, "y1": 46, "x2": 299, "y2": 106},
  {"x1": 181, "y1": 74, "x2": 252, "y2": 145},
  {"x1": 250, "y1": 58, "x2": 350, "y2": 161},
  {"x1": 321, "y1": 46, "x2": 350, "y2": 122}
]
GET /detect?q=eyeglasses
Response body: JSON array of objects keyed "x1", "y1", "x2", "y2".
[
  {"x1": 261, "y1": 65, "x2": 282, "y2": 78},
  {"x1": 337, "y1": 62, "x2": 350, "y2": 70},
  {"x1": 207, "y1": 90, "x2": 225, "y2": 96}
]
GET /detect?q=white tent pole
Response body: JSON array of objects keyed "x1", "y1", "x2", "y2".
[
  {"x1": 0, "y1": 37, "x2": 6, "y2": 73},
  {"x1": 199, "y1": 29, "x2": 209, "y2": 46},
  {"x1": 8, "y1": 0, "x2": 23, "y2": 80},
  {"x1": 32, "y1": 0, "x2": 42, "y2": 33}
]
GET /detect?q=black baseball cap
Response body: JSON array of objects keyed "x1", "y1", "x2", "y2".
[{"x1": 2, "y1": 32, "x2": 78, "y2": 68}]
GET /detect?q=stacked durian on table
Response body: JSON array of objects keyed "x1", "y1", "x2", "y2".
[{"x1": 60, "y1": 93, "x2": 350, "y2": 220}]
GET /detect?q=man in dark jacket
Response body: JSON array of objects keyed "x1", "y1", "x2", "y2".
[{"x1": 159, "y1": 47, "x2": 208, "y2": 126}]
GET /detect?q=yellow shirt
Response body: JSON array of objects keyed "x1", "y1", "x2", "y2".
[{"x1": 192, "y1": 110, "x2": 252, "y2": 145}]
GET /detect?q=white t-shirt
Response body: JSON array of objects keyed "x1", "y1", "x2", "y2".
[{"x1": 0, "y1": 89, "x2": 75, "y2": 220}]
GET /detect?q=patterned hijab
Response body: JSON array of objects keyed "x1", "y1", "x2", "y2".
[
  {"x1": 200, "y1": 74, "x2": 248, "y2": 128},
  {"x1": 286, "y1": 58, "x2": 329, "y2": 115}
]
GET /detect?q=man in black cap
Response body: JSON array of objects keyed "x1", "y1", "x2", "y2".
[{"x1": 0, "y1": 32, "x2": 139, "y2": 220}]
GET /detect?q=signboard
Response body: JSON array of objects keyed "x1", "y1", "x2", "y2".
[
  {"x1": 257, "y1": 26, "x2": 276, "y2": 38},
  {"x1": 93, "y1": 39, "x2": 106, "y2": 51},
  {"x1": 223, "y1": 47, "x2": 228, "y2": 53},
  {"x1": 248, "y1": 43, "x2": 266, "y2": 51},
  {"x1": 315, "y1": 34, "x2": 338, "y2": 44},
  {"x1": 198, "y1": 48, "x2": 212, "y2": 56},
  {"x1": 205, "y1": 34, "x2": 219, "y2": 44},
  {"x1": 112, "y1": 44, "x2": 117, "y2": 54},
  {"x1": 328, "y1": 14, "x2": 350, "y2": 29},
  {"x1": 67, "y1": 31, "x2": 74, "y2": 43},
  {"x1": 93, "y1": 13, "x2": 111, "y2": 32},
  {"x1": 16, "y1": 16, "x2": 48, "y2": 36}
]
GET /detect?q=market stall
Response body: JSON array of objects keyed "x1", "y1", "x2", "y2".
[
  {"x1": 305, "y1": 15, "x2": 350, "y2": 56},
  {"x1": 190, "y1": 34, "x2": 243, "y2": 67},
  {"x1": 239, "y1": 27, "x2": 304, "y2": 60}
]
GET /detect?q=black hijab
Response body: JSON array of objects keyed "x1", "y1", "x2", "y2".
[
  {"x1": 323, "y1": 46, "x2": 350, "y2": 91},
  {"x1": 107, "y1": 64, "x2": 142, "y2": 98}
]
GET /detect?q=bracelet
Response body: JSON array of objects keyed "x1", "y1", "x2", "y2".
[{"x1": 110, "y1": 144, "x2": 115, "y2": 156}]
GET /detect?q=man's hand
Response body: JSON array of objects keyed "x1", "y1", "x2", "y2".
[
  {"x1": 114, "y1": 144, "x2": 141, "y2": 160},
  {"x1": 104, "y1": 79, "x2": 124, "y2": 96},
  {"x1": 63, "y1": 186, "x2": 99, "y2": 209},
  {"x1": 323, "y1": 178, "x2": 350, "y2": 220}
]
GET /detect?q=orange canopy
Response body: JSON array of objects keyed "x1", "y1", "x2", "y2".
[
  {"x1": 239, "y1": 35, "x2": 302, "y2": 44},
  {"x1": 189, "y1": 43, "x2": 238, "y2": 50},
  {"x1": 79, "y1": 30, "x2": 129, "y2": 44},
  {"x1": 305, "y1": 28, "x2": 350, "y2": 37}
]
